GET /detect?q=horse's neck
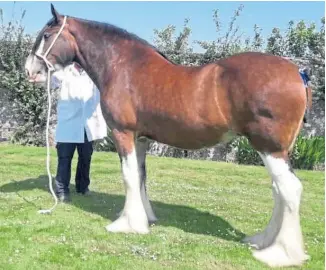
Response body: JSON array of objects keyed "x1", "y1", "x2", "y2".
[
  {"x1": 71, "y1": 20, "x2": 113, "y2": 91},
  {"x1": 70, "y1": 19, "x2": 172, "y2": 91}
]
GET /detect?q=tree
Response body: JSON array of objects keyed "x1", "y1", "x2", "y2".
[
  {"x1": 153, "y1": 18, "x2": 197, "y2": 65},
  {"x1": 284, "y1": 19, "x2": 325, "y2": 100},
  {"x1": 266, "y1": 27, "x2": 286, "y2": 56},
  {"x1": 195, "y1": 5, "x2": 247, "y2": 64},
  {"x1": 0, "y1": 8, "x2": 53, "y2": 145}
]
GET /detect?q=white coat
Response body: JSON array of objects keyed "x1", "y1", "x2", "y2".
[{"x1": 51, "y1": 64, "x2": 107, "y2": 143}]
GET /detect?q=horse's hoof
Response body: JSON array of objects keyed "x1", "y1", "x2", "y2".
[
  {"x1": 106, "y1": 216, "x2": 149, "y2": 234},
  {"x1": 148, "y1": 216, "x2": 158, "y2": 225},
  {"x1": 116, "y1": 209, "x2": 123, "y2": 217},
  {"x1": 116, "y1": 210, "x2": 157, "y2": 225},
  {"x1": 253, "y1": 243, "x2": 309, "y2": 267},
  {"x1": 242, "y1": 232, "x2": 268, "y2": 249},
  {"x1": 242, "y1": 236, "x2": 261, "y2": 249}
]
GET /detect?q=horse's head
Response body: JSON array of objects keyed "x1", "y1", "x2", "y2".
[{"x1": 25, "y1": 4, "x2": 75, "y2": 85}]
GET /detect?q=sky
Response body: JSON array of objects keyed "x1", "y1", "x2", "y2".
[{"x1": 0, "y1": 1, "x2": 324, "y2": 52}]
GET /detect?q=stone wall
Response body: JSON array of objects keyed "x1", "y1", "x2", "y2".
[
  {"x1": 302, "y1": 98, "x2": 325, "y2": 137},
  {"x1": 0, "y1": 88, "x2": 18, "y2": 142}
]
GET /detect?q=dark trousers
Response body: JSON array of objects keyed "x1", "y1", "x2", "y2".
[{"x1": 55, "y1": 132, "x2": 93, "y2": 195}]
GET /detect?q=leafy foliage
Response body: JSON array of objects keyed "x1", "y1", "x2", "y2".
[
  {"x1": 231, "y1": 136, "x2": 325, "y2": 170},
  {"x1": 153, "y1": 18, "x2": 197, "y2": 65},
  {"x1": 230, "y1": 137, "x2": 263, "y2": 166},
  {"x1": 266, "y1": 17, "x2": 325, "y2": 100},
  {"x1": 290, "y1": 136, "x2": 325, "y2": 170},
  {"x1": 93, "y1": 129, "x2": 116, "y2": 152},
  {"x1": 0, "y1": 7, "x2": 51, "y2": 146}
]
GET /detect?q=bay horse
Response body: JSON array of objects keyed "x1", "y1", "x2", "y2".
[{"x1": 25, "y1": 4, "x2": 311, "y2": 267}]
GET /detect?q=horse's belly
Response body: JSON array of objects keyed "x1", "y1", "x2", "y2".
[{"x1": 141, "y1": 122, "x2": 229, "y2": 150}]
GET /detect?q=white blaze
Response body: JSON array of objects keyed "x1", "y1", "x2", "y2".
[{"x1": 35, "y1": 37, "x2": 45, "y2": 56}]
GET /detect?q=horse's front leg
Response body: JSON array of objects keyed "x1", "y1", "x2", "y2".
[{"x1": 106, "y1": 130, "x2": 149, "y2": 234}]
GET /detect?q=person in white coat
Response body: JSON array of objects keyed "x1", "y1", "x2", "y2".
[{"x1": 51, "y1": 63, "x2": 107, "y2": 202}]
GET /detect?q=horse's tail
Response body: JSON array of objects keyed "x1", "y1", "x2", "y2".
[
  {"x1": 303, "y1": 86, "x2": 312, "y2": 123},
  {"x1": 299, "y1": 68, "x2": 312, "y2": 124}
]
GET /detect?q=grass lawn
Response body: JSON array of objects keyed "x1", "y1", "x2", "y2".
[{"x1": 0, "y1": 143, "x2": 324, "y2": 269}]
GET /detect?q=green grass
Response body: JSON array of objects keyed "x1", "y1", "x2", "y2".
[{"x1": 0, "y1": 143, "x2": 324, "y2": 270}]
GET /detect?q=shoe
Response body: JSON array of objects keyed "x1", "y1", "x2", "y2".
[
  {"x1": 57, "y1": 193, "x2": 71, "y2": 203},
  {"x1": 83, "y1": 189, "x2": 91, "y2": 196},
  {"x1": 77, "y1": 188, "x2": 90, "y2": 196}
]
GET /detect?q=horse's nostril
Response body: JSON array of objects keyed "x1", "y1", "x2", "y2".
[{"x1": 25, "y1": 69, "x2": 30, "y2": 77}]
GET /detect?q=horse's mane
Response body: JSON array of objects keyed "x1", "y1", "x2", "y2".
[{"x1": 72, "y1": 16, "x2": 174, "y2": 64}]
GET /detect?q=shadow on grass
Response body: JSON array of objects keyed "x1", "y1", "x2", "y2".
[{"x1": 1, "y1": 175, "x2": 245, "y2": 242}]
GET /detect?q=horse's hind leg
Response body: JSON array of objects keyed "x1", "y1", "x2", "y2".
[
  {"x1": 245, "y1": 151, "x2": 309, "y2": 267},
  {"x1": 106, "y1": 130, "x2": 149, "y2": 234},
  {"x1": 136, "y1": 137, "x2": 158, "y2": 223},
  {"x1": 242, "y1": 161, "x2": 281, "y2": 250}
]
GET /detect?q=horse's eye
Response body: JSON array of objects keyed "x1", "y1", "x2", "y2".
[{"x1": 44, "y1": 32, "x2": 51, "y2": 39}]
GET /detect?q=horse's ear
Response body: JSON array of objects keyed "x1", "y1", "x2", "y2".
[{"x1": 50, "y1": 3, "x2": 61, "y2": 23}]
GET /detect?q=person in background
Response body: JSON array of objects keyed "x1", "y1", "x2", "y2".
[{"x1": 51, "y1": 63, "x2": 107, "y2": 202}]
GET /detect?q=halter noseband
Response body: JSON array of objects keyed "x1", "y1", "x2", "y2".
[{"x1": 35, "y1": 16, "x2": 67, "y2": 72}]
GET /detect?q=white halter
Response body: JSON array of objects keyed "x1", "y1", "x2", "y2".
[
  {"x1": 37, "y1": 16, "x2": 67, "y2": 215},
  {"x1": 35, "y1": 16, "x2": 67, "y2": 72}
]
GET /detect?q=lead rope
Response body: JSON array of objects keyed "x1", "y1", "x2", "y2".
[
  {"x1": 38, "y1": 68, "x2": 57, "y2": 214},
  {"x1": 37, "y1": 16, "x2": 67, "y2": 214}
]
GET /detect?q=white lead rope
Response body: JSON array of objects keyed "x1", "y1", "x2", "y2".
[
  {"x1": 37, "y1": 16, "x2": 67, "y2": 214},
  {"x1": 38, "y1": 69, "x2": 58, "y2": 214}
]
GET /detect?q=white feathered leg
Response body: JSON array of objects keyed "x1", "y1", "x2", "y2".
[
  {"x1": 247, "y1": 153, "x2": 309, "y2": 267},
  {"x1": 106, "y1": 147, "x2": 149, "y2": 234}
]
